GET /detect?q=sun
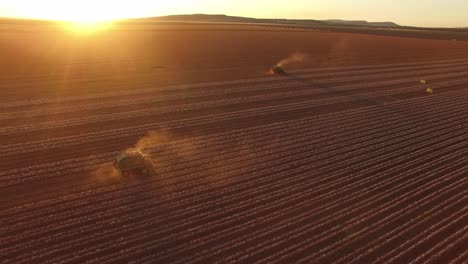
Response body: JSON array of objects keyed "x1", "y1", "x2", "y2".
[
  {"x1": 64, "y1": 20, "x2": 115, "y2": 33},
  {"x1": 6, "y1": 0, "x2": 142, "y2": 32},
  {"x1": 68, "y1": 17, "x2": 108, "y2": 24},
  {"x1": 58, "y1": 6, "x2": 117, "y2": 32},
  {"x1": 2, "y1": 0, "x2": 159, "y2": 32}
]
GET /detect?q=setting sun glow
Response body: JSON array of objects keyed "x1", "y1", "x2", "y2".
[
  {"x1": 64, "y1": 21, "x2": 115, "y2": 33},
  {"x1": 5, "y1": 0, "x2": 153, "y2": 32},
  {"x1": 1, "y1": 0, "x2": 467, "y2": 27},
  {"x1": 0, "y1": 0, "x2": 156, "y2": 31}
]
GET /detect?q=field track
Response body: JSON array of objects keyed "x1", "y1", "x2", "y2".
[{"x1": 0, "y1": 56, "x2": 466, "y2": 263}]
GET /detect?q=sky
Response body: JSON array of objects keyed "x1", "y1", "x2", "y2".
[{"x1": 0, "y1": 0, "x2": 467, "y2": 27}]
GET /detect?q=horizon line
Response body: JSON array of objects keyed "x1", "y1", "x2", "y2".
[{"x1": 0, "y1": 13, "x2": 466, "y2": 29}]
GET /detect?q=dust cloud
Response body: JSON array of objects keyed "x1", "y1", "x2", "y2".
[
  {"x1": 89, "y1": 129, "x2": 174, "y2": 184},
  {"x1": 90, "y1": 162, "x2": 120, "y2": 184},
  {"x1": 276, "y1": 52, "x2": 310, "y2": 67},
  {"x1": 134, "y1": 129, "x2": 171, "y2": 151}
]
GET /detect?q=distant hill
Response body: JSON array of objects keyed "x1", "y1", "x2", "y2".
[
  {"x1": 322, "y1": 19, "x2": 399, "y2": 27},
  {"x1": 1, "y1": 14, "x2": 466, "y2": 34},
  {"x1": 139, "y1": 14, "x2": 398, "y2": 28},
  {"x1": 131, "y1": 14, "x2": 468, "y2": 41}
]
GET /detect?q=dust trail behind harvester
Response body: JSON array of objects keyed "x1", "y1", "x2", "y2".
[
  {"x1": 268, "y1": 52, "x2": 310, "y2": 75},
  {"x1": 90, "y1": 162, "x2": 120, "y2": 184},
  {"x1": 276, "y1": 52, "x2": 310, "y2": 67},
  {"x1": 134, "y1": 129, "x2": 171, "y2": 152},
  {"x1": 89, "y1": 129, "x2": 172, "y2": 184}
]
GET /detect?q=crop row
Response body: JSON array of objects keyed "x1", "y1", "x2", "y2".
[
  {"x1": 1, "y1": 92, "x2": 462, "y2": 227},
  {"x1": 1, "y1": 95, "x2": 462, "y2": 252},
  {"x1": 370, "y1": 202, "x2": 467, "y2": 264},
  {"x1": 2, "y1": 59, "x2": 468, "y2": 120},
  {"x1": 224, "y1": 168, "x2": 467, "y2": 264},
  {"x1": 3, "y1": 117, "x2": 464, "y2": 262},
  {"x1": 1, "y1": 76, "x2": 467, "y2": 148},
  {"x1": 91, "y1": 139, "x2": 466, "y2": 264},
  {"x1": 0, "y1": 91, "x2": 464, "y2": 200},
  {"x1": 2, "y1": 108, "x2": 463, "y2": 238},
  {"x1": 10, "y1": 130, "x2": 464, "y2": 264},
  {"x1": 150, "y1": 139, "x2": 465, "y2": 264},
  {"x1": 419, "y1": 229, "x2": 467, "y2": 264},
  {"x1": 1, "y1": 77, "x2": 464, "y2": 158},
  {"x1": 293, "y1": 166, "x2": 466, "y2": 264},
  {"x1": 2, "y1": 113, "x2": 464, "y2": 260},
  {"x1": 449, "y1": 249, "x2": 468, "y2": 264},
  {"x1": 2, "y1": 102, "x2": 461, "y2": 233},
  {"x1": 3, "y1": 61, "x2": 468, "y2": 125},
  {"x1": 3, "y1": 63, "x2": 468, "y2": 134},
  {"x1": 1, "y1": 53, "x2": 466, "y2": 108},
  {"x1": 2, "y1": 87, "x2": 462, "y2": 175},
  {"x1": 0, "y1": 90, "x2": 454, "y2": 206},
  {"x1": 1, "y1": 91, "x2": 464, "y2": 222},
  {"x1": 2, "y1": 57, "x2": 468, "y2": 108},
  {"x1": 2, "y1": 71, "x2": 466, "y2": 262},
  {"x1": 0, "y1": 100, "x2": 424, "y2": 216},
  {"x1": 2, "y1": 64, "x2": 465, "y2": 140}
]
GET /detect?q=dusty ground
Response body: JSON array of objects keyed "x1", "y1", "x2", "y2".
[
  {"x1": 0, "y1": 23, "x2": 467, "y2": 263},
  {"x1": 2, "y1": 23, "x2": 468, "y2": 101}
]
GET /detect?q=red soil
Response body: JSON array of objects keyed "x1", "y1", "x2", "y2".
[
  {"x1": 0, "y1": 23, "x2": 466, "y2": 263},
  {"x1": 1, "y1": 23, "x2": 468, "y2": 101}
]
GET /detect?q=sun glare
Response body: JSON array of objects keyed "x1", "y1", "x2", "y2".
[
  {"x1": 58, "y1": 6, "x2": 121, "y2": 33},
  {"x1": 2, "y1": 0, "x2": 151, "y2": 33},
  {"x1": 64, "y1": 20, "x2": 115, "y2": 33}
]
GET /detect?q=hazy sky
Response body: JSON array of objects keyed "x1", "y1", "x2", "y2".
[{"x1": 0, "y1": 0, "x2": 467, "y2": 27}]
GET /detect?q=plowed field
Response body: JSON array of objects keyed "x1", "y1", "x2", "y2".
[{"x1": 1, "y1": 24, "x2": 467, "y2": 263}]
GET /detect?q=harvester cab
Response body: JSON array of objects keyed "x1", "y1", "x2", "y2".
[
  {"x1": 114, "y1": 148, "x2": 155, "y2": 177},
  {"x1": 272, "y1": 65, "x2": 287, "y2": 76}
]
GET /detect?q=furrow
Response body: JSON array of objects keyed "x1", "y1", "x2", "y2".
[
  {"x1": 2, "y1": 60, "x2": 468, "y2": 119},
  {"x1": 191, "y1": 142, "x2": 466, "y2": 264},
  {"x1": 1, "y1": 75, "x2": 467, "y2": 137},
  {"x1": 109, "y1": 140, "x2": 466, "y2": 264},
  {"x1": 2, "y1": 57, "x2": 468, "y2": 108},
  {"x1": 298, "y1": 168, "x2": 467, "y2": 264},
  {"x1": 334, "y1": 172, "x2": 467, "y2": 263},
  {"x1": 3, "y1": 110, "x2": 464, "y2": 262},
  {"x1": 2, "y1": 88, "x2": 465, "y2": 156}
]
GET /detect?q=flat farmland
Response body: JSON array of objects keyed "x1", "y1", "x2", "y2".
[
  {"x1": 3, "y1": 22, "x2": 468, "y2": 101},
  {"x1": 0, "y1": 23, "x2": 467, "y2": 263}
]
